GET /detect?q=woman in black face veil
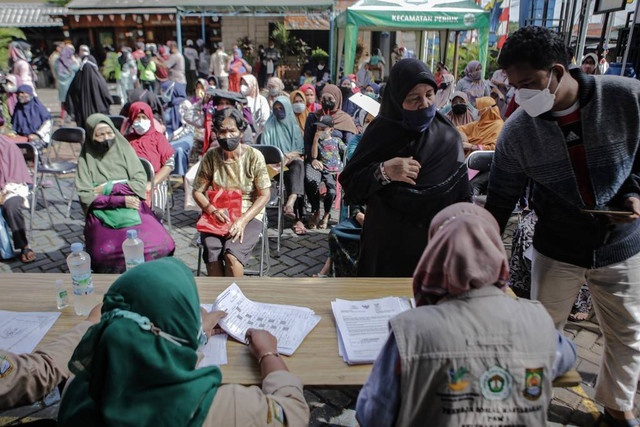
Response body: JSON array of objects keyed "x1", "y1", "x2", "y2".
[{"x1": 339, "y1": 59, "x2": 470, "y2": 277}]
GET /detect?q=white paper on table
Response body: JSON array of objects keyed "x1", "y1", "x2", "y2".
[
  {"x1": 200, "y1": 304, "x2": 228, "y2": 366},
  {"x1": 211, "y1": 283, "x2": 320, "y2": 356},
  {"x1": 0, "y1": 311, "x2": 61, "y2": 354},
  {"x1": 199, "y1": 334, "x2": 228, "y2": 367},
  {"x1": 332, "y1": 297, "x2": 411, "y2": 364},
  {"x1": 332, "y1": 301, "x2": 346, "y2": 358}
]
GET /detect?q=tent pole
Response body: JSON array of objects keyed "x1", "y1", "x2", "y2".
[
  {"x1": 443, "y1": 29, "x2": 450, "y2": 65},
  {"x1": 576, "y1": 0, "x2": 593, "y2": 60},
  {"x1": 201, "y1": 14, "x2": 206, "y2": 42},
  {"x1": 177, "y1": 11, "x2": 183, "y2": 53},
  {"x1": 621, "y1": 0, "x2": 639, "y2": 76},
  {"x1": 329, "y1": 5, "x2": 335, "y2": 82},
  {"x1": 452, "y1": 31, "x2": 460, "y2": 81}
]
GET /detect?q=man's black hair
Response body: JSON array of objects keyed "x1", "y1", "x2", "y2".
[
  {"x1": 213, "y1": 107, "x2": 248, "y2": 133},
  {"x1": 498, "y1": 26, "x2": 568, "y2": 70}
]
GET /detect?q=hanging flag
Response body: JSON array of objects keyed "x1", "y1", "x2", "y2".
[{"x1": 497, "y1": 0, "x2": 510, "y2": 49}]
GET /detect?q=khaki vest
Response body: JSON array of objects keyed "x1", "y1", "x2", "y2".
[{"x1": 390, "y1": 286, "x2": 557, "y2": 427}]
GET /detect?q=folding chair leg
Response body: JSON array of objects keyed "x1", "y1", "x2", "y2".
[
  {"x1": 166, "y1": 202, "x2": 172, "y2": 233},
  {"x1": 259, "y1": 230, "x2": 266, "y2": 277},
  {"x1": 66, "y1": 182, "x2": 76, "y2": 218},
  {"x1": 29, "y1": 188, "x2": 37, "y2": 241},
  {"x1": 276, "y1": 200, "x2": 282, "y2": 256},
  {"x1": 54, "y1": 176, "x2": 68, "y2": 200},
  {"x1": 264, "y1": 233, "x2": 271, "y2": 276},
  {"x1": 40, "y1": 186, "x2": 54, "y2": 228},
  {"x1": 197, "y1": 246, "x2": 202, "y2": 277}
]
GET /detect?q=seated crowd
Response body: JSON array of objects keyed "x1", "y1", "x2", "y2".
[{"x1": 1, "y1": 26, "x2": 640, "y2": 426}]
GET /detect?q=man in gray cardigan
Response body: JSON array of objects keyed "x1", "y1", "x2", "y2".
[{"x1": 485, "y1": 26, "x2": 640, "y2": 426}]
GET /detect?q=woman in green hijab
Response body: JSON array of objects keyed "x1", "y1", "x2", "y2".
[
  {"x1": 76, "y1": 113, "x2": 175, "y2": 273},
  {"x1": 58, "y1": 258, "x2": 309, "y2": 426},
  {"x1": 260, "y1": 96, "x2": 307, "y2": 235}
]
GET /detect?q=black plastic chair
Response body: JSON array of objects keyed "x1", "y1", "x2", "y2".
[
  {"x1": 109, "y1": 115, "x2": 126, "y2": 131},
  {"x1": 39, "y1": 126, "x2": 85, "y2": 221},
  {"x1": 466, "y1": 150, "x2": 494, "y2": 173}
]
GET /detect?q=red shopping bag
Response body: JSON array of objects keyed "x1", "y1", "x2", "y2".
[{"x1": 196, "y1": 189, "x2": 243, "y2": 237}]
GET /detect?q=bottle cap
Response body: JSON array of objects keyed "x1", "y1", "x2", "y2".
[
  {"x1": 126, "y1": 229, "x2": 138, "y2": 239},
  {"x1": 70, "y1": 242, "x2": 83, "y2": 252}
]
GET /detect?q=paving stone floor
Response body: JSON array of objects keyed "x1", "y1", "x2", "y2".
[{"x1": 0, "y1": 89, "x2": 638, "y2": 426}]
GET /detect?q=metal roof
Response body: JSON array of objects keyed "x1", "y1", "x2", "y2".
[
  {"x1": 66, "y1": 0, "x2": 333, "y2": 13},
  {"x1": 0, "y1": 2, "x2": 66, "y2": 27}
]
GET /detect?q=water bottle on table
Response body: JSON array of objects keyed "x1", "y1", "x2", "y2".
[
  {"x1": 67, "y1": 243, "x2": 94, "y2": 316},
  {"x1": 55, "y1": 279, "x2": 69, "y2": 309},
  {"x1": 122, "y1": 229, "x2": 145, "y2": 270}
]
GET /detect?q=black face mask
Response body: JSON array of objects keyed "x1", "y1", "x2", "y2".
[
  {"x1": 452, "y1": 104, "x2": 467, "y2": 115},
  {"x1": 94, "y1": 138, "x2": 115, "y2": 156},
  {"x1": 438, "y1": 82, "x2": 450, "y2": 91},
  {"x1": 218, "y1": 136, "x2": 241, "y2": 152},
  {"x1": 321, "y1": 99, "x2": 336, "y2": 112},
  {"x1": 340, "y1": 86, "x2": 352, "y2": 98}
]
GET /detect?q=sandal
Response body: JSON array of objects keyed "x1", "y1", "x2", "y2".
[
  {"x1": 292, "y1": 221, "x2": 307, "y2": 236},
  {"x1": 568, "y1": 311, "x2": 590, "y2": 322},
  {"x1": 308, "y1": 212, "x2": 320, "y2": 230},
  {"x1": 21, "y1": 247, "x2": 36, "y2": 263},
  {"x1": 319, "y1": 215, "x2": 331, "y2": 230},
  {"x1": 283, "y1": 205, "x2": 296, "y2": 220}
]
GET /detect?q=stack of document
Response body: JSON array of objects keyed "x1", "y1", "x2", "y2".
[
  {"x1": 211, "y1": 283, "x2": 321, "y2": 356},
  {"x1": 332, "y1": 297, "x2": 412, "y2": 365}
]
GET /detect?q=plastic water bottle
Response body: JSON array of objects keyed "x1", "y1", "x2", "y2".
[
  {"x1": 122, "y1": 229, "x2": 144, "y2": 270},
  {"x1": 55, "y1": 279, "x2": 69, "y2": 310},
  {"x1": 67, "y1": 243, "x2": 94, "y2": 316}
]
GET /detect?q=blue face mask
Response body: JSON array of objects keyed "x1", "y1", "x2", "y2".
[
  {"x1": 273, "y1": 108, "x2": 286, "y2": 121},
  {"x1": 401, "y1": 104, "x2": 436, "y2": 133}
]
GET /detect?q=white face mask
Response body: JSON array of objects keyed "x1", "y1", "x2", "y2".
[
  {"x1": 132, "y1": 118, "x2": 151, "y2": 135},
  {"x1": 240, "y1": 84, "x2": 250, "y2": 96},
  {"x1": 515, "y1": 69, "x2": 562, "y2": 118},
  {"x1": 268, "y1": 87, "x2": 280, "y2": 97},
  {"x1": 292, "y1": 102, "x2": 306, "y2": 114},
  {"x1": 317, "y1": 64, "x2": 325, "y2": 70}
]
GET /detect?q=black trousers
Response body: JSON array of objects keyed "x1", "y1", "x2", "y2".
[
  {"x1": 274, "y1": 159, "x2": 305, "y2": 219},
  {"x1": 305, "y1": 163, "x2": 337, "y2": 214},
  {"x1": 1, "y1": 196, "x2": 28, "y2": 250}
]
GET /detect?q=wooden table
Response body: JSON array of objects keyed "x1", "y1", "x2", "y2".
[{"x1": 0, "y1": 274, "x2": 580, "y2": 387}]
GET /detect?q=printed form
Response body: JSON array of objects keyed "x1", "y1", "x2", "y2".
[
  {"x1": 332, "y1": 297, "x2": 412, "y2": 364},
  {"x1": 0, "y1": 311, "x2": 61, "y2": 354},
  {"x1": 212, "y1": 283, "x2": 320, "y2": 356}
]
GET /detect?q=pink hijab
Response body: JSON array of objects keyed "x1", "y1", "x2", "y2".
[{"x1": 413, "y1": 203, "x2": 509, "y2": 307}]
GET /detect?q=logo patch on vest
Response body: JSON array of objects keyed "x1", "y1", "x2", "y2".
[
  {"x1": 448, "y1": 366, "x2": 471, "y2": 391},
  {"x1": 523, "y1": 367, "x2": 543, "y2": 400},
  {"x1": 480, "y1": 366, "x2": 513, "y2": 401},
  {"x1": 266, "y1": 400, "x2": 285, "y2": 425},
  {"x1": 0, "y1": 357, "x2": 13, "y2": 378}
]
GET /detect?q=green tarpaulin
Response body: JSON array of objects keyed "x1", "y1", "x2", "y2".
[{"x1": 335, "y1": 0, "x2": 490, "y2": 76}]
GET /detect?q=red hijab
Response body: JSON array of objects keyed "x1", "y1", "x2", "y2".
[
  {"x1": 126, "y1": 102, "x2": 174, "y2": 173},
  {"x1": 300, "y1": 84, "x2": 321, "y2": 112},
  {"x1": 413, "y1": 203, "x2": 509, "y2": 307}
]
